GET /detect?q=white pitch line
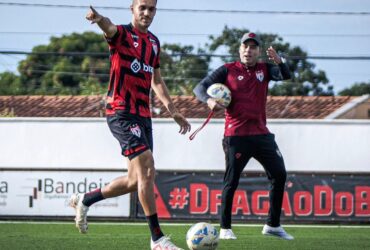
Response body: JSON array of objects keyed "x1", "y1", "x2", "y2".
[{"x1": 0, "y1": 221, "x2": 369, "y2": 228}]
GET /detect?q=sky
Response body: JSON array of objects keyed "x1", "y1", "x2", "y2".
[{"x1": 0, "y1": 0, "x2": 370, "y2": 94}]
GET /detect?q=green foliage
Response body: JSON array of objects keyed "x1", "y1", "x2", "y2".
[
  {"x1": 208, "y1": 26, "x2": 333, "y2": 96},
  {"x1": 12, "y1": 32, "x2": 109, "y2": 95},
  {"x1": 160, "y1": 44, "x2": 210, "y2": 95},
  {"x1": 338, "y1": 82, "x2": 370, "y2": 96},
  {"x1": 0, "y1": 32, "x2": 210, "y2": 96},
  {"x1": 0, "y1": 71, "x2": 24, "y2": 95},
  {"x1": 1, "y1": 28, "x2": 360, "y2": 97}
]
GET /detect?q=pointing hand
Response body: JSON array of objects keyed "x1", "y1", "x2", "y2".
[{"x1": 86, "y1": 6, "x2": 103, "y2": 24}]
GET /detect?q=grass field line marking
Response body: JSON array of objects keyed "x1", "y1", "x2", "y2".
[{"x1": 0, "y1": 221, "x2": 369, "y2": 228}]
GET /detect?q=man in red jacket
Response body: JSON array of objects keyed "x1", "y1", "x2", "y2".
[{"x1": 194, "y1": 32, "x2": 294, "y2": 240}]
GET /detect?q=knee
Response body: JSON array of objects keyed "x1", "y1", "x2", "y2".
[
  {"x1": 140, "y1": 166, "x2": 155, "y2": 183},
  {"x1": 128, "y1": 178, "x2": 138, "y2": 190},
  {"x1": 133, "y1": 152, "x2": 156, "y2": 188},
  {"x1": 280, "y1": 168, "x2": 287, "y2": 182},
  {"x1": 138, "y1": 175, "x2": 154, "y2": 194},
  {"x1": 138, "y1": 164, "x2": 156, "y2": 189},
  {"x1": 223, "y1": 178, "x2": 240, "y2": 191}
]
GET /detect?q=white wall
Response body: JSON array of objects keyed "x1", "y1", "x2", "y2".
[{"x1": 0, "y1": 118, "x2": 369, "y2": 172}]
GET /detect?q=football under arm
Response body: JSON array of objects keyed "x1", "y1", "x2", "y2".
[{"x1": 193, "y1": 65, "x2": 228, "y2": 103}]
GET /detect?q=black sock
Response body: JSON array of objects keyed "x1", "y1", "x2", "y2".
[
  {"x1": 147, "y1": 213, "x2": 164, "y2": 241},
  {"x1": 82, "y1": 188, "x2": 105, "y2": 207}
]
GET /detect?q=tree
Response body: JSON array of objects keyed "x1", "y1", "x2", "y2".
[
  {"x1": 0, "y1": 28, "x2": 336, "y2": 96},
  {"x1": 0, "y1": 71, "x2": 24, "y2": 95},
  {"x1": 14, "y1": 32, "x2": 109, "y2": 95},
  {"x1": 339, "y1": 82, "x2": 370, "y2": 96},
  {"x1": 208, "y1": 26, "x2": 333, "y2": 96},
  {"x1": 0, "y1": 32, "x2": 210, "y2": 96},
  {"x1": 160, "y1": 44, "x2": 210, "y2": 95},
  {"x1": 23, "y1": 32, "x2": 109, "y2": 95}
]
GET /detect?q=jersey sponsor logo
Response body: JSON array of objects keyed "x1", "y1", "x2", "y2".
[
  {"x1": 143, "y1": 63, "x2": 154, "y2": 73},
  {"x1": 130, "y1": 124, "x2": 142, "y2": 138},
  {"x1": 130, "y1": 58, "x2": 141, "y2": 73},
  {"x1": 256, "y1": 70, "x2": 264, "y2": 82},
  {"x1": 238, "y1": 75, "x2": 244, "y2": 81},
  {"x1": 130, "y1": 58, "x2": 154, "y2": 74}
]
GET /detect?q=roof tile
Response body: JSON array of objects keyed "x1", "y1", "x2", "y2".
[{"x1": 0, "y1": 95, "x2": 355, "y2": 119}]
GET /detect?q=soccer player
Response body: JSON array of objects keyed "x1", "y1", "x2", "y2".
[
  {"x1": 194, "y1": 32, "x2": 294, "y2": 240},
  {"x1": 69, "y1": 1, "x2": 190, "y2": 249}
]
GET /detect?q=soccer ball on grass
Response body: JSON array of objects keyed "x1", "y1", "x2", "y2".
[{"x1": 186, "y1": 222, "x2": 219, "y2": 250}]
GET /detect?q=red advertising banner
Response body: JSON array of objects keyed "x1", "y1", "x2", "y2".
[{"x1": 135, "y1": 172, "x2": 370, "y2": 223}]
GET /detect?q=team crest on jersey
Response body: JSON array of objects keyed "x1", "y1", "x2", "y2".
[
  {"x1": 238, "y1": 75, "x2": 244, "y2": 81},
  {"x1": 133, "y1": 42, "x2": 139, "y2": 48},
  {"x1": 256, "y1": 70, "x2": 264, "y2": 82},
  {"x1": 152, "y1": 44, "x2": 158, "y2": 56},
  {"x1": 130, "y1": 124, "x2": 141, "y2": 138},
  {"x1": 149, "y1": 38, "x2": 158, "y2": 55}
]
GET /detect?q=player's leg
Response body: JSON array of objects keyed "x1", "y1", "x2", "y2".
[
  {"x1": 220, "y1": 136, "x2": 251, "y2": 239},
  {"x1": 101, "y1": 160, "x2": 137, "y2": 198},
  {"x1": 70, "y1": 113, "x2": 140, "y2": 234},
  {"x1": 69, "y1": 159, "x2": 137, "y2": 233},
  {"x1": 81, "y1": 159, "x2": 136, "y2": 202},
  {"x1": 100, "y1": 113, "x2": 153, "y2": 199},
  {"x1": 123, "y1": 118, "x2": 181, "y2": 249},
  {"x1": 253, "y1": 133, "x2": 293, "y2": 240},
  {"x1": 131, "y1": 150, "x2": 182, "y2": 250},
  {"x1": 130, "y1": 150, "x2": 160, "y2": 229}
]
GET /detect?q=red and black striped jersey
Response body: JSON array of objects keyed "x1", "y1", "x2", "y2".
[{"x1": 105, "y1": 23, "x2": 160, "y2": 117}]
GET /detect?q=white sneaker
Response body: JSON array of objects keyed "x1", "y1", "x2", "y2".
[
  {"x1": 151, "y1": 236, "x2": 183, "y2": 250},
  {"x1": 69, "y1": 193, "x2": 89, "y2": 234},
  {"x1": 262, "y1": 224, "x2": 294, "y2": 240},
  {"x1": 219, "y1": 228, "x2": 237, "y2": 240}
]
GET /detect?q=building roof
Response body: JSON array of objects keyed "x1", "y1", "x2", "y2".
[
  {"x1": 0, "y1": 95, "x2": 106, "y2": 118},
  {"x1": 0, "y1": 95, "x2": 357, "y2": 119}
]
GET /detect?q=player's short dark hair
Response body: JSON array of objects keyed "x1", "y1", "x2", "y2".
[{"x1": 132, "y1": 0, "x2": 157, "y2": 5}]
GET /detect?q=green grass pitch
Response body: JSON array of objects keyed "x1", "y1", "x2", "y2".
[{"x1": 0, "y1": 222, "x2": 369, "y2": 249}]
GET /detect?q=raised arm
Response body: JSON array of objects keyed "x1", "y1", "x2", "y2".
[
  {"x1": 266, "y1": 46, "x2": 291, "y2": 80},
  {"x1": 86, "y1": 6, "x2": 117, "y2": 38}
]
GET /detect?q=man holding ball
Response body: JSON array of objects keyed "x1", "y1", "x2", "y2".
[{"x1": 194, "y1": 32, "x2": 294, "y2": 240}]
